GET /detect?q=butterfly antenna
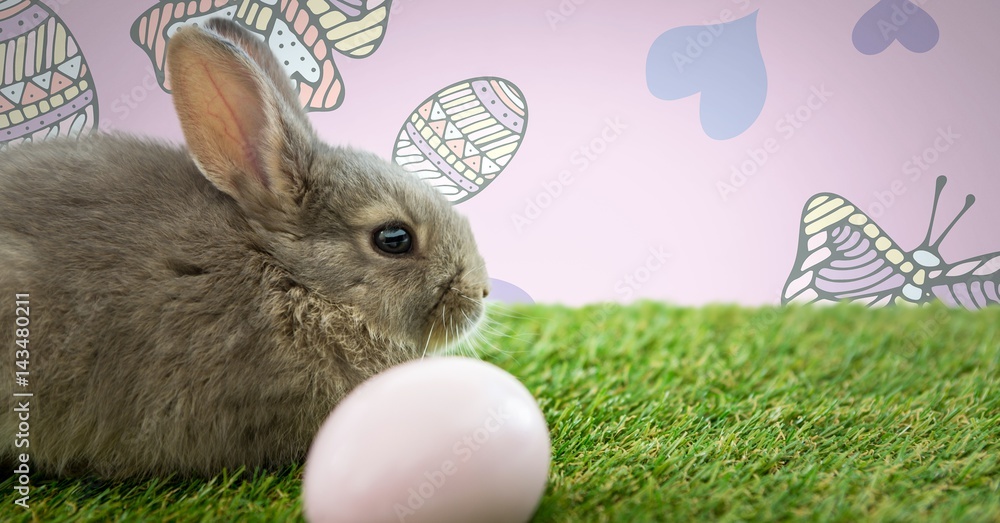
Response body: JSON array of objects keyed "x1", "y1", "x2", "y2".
[
  {"x1": 931, "y1": 193, "x2": 976, "y2": 249},
  {"x1": 920, "y1": 175, "x2": 948, "y2": 246}
]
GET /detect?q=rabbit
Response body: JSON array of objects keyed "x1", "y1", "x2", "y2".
[{"x1": 0, "y1": 18, "x2": 490, "y2": 479}]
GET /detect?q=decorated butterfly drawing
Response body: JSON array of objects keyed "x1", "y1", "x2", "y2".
[
  {"x1": 783, "y1": 176, "x2": 1000, "y2": 310},
  {"x1": 130, "y1": 0, "x2": 393, "y2": 111}
]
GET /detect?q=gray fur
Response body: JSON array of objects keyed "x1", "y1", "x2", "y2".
[{"x1": 0, "y1": 20, "x2": 488, "y2": 478}]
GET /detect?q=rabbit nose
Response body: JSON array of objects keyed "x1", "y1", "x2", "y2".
[{"x1": 482, "y1": 285, "x2": 490, "y2": 299}]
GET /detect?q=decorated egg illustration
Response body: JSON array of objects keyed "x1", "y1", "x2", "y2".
[
  {"x1": 0, "y1": 0, "x2": 99, "y2": 151},
  {"x1": 393, "y1": 77, "x2": 528, "y2": 204},
  {"x1": 131, "y1": 0, "x2": 394, "y2": 111}
]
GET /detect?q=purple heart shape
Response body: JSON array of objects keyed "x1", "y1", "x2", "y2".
[
  {"x1": 486, "y1": 278, "x2": 533, "y2": 305},
  {"x1": 853, "y1": 0, "x2": 939, "y2": 55}
]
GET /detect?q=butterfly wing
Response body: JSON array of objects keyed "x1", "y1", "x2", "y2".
[
  {"x1": 261, "y1": 0, "x2": 395, "y2": 110},
  {"x1": 132, "y1": 0, "x2": 395, "y2": 111},
  {"x1": 925, "y1": 254, "x2": 1000, "y2": 310},
  {"x1": 303, "y1": 0, "x2": 393, "y2": 58},
  {"x1": 232, "y1": 0, "x2": 345, "y2": 111},
  {"x1": 131, "y1": 0, "x2": 346, "y2": 111},
  {"x1": 130, "y1": 0, "x2": 239, "y2": 91},
  {"x1": 782, "y1": 194, "x2": 920, "y2": 306}
]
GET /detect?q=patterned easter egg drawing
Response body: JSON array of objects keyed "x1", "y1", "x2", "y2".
[
  {"x1": 131, "y1": 0, "x2": 394, "y2": 111},
  {"x1": 0, "y1": 0, "x2": 99, "y2": 151},
  {"x1": 393, "y1": 77, "x2": 528, "y2": 204}
]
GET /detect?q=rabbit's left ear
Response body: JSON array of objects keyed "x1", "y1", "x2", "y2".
[
  {"x1": 166, "y1": 23, "x2": 313, "y2": 231},
  {"x1": 203, "y1": 18, "x2": 311, "y2": 128}
]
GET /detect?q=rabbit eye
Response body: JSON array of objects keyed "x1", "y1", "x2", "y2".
[{"x1": 373, "y1": 226, "x2": 412, "y2": 255}]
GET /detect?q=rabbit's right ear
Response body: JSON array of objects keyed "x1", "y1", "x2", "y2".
[{"x1": 167, "y1": 24, "x2": 313, "y2": 233}]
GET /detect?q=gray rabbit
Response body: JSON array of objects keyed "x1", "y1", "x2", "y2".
[{"x1": 0, "y1": 19, "x2": 489, "y2": 479}]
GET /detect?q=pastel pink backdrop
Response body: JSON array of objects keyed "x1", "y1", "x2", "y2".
[{"x1": 45, "y1": 0, "x2": 1000, "y2": 306}]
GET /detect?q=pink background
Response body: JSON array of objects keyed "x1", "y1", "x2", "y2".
[{"x1": 40, "y1": 0, "x2": 1000, "y2": 306}]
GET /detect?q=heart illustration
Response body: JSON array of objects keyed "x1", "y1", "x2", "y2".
[
  {"x1": 646, "y1": 10, "x2": 767, "y2": 140},
  {"x1": 486, "y1": 279, "x2": 534, "y2": 305},
  {"x1": 853, "y1": 0, "x2": 939, "y2": 55}
]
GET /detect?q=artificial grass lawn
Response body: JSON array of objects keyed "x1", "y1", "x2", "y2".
[{"x1": 1, "y1": 302, "x2": 998, "y2": 522}]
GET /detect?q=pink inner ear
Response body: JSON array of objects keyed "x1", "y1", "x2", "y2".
[{"x1": 198, "y1": 62, "x2": 271, "y2": 191}]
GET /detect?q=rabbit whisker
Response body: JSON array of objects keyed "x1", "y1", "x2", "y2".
[
  {"x1": 422, "y1": 321, "x2": 435, "y2": 360},
  {"x1": 483, "y1": 302, "x2": 533, "y2": 321},
  {"x1": 467, "y1": 261, "x2": 488, "y2": 274},
  {"x1": 442, "y1": 305, "x2": 450, "y2": 354},
  {"x1": 451, "y1": 288, "x2": 479, "y2": 304},
  {"x1": 461, "y1": 310, "x2": 486, "y2": 359}
]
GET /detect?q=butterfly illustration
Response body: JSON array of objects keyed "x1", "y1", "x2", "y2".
[
  {"x1": 130, "y1": 0, "x2": 393, "y2": 111},
  {"x1": 783, "y1": 176, "x2": 1000, "y2": 310}
]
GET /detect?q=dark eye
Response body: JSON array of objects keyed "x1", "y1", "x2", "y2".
[{"x1": 373, "y1": 225, "x2": 412, "y2": 255}]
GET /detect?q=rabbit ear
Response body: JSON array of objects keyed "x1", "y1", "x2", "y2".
[
  {"x1": 202, "y1": 18, "x2": 308, "y2": 125},
  {"x1": 166, "y1": 24, "x2": 313, "y2": 232}
]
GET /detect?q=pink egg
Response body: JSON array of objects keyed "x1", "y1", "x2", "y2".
[{"x1": 303, "y1": 357, "x2": 551, "y2": 523}]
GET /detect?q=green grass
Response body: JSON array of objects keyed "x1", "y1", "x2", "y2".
[{"x1": 2, "y1": 302, "x2": 998, "y2": 522}]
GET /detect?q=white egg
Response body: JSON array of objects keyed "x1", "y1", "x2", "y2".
[{"x1": 303, "y1": 357, "x2": 550, "y2": 523}]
